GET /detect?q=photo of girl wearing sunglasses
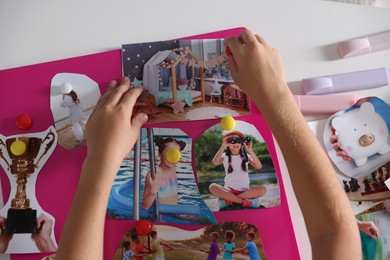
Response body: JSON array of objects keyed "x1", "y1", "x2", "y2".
[{"x1": 209, "y1": 130, "x2": 267, "y2": 209}]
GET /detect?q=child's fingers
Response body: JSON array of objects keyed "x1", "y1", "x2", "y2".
[
  {"x1": 96, "y1": 80, "x2": 118, "y2": 108},
  {"x1": 224, "y1": 37, "x2": 243, "y2": 54},
  {"x1": 239, "y1": 30, "x2": 257, "y2": 45},
  {"x1": 106, "y1": 78, "x2": 131, "y2": 105},
  {"x1": 224, "y1": 35, "x2": 247, "y2": 73},
  {"x1": 106, "y1": 80, "x2": 118, "y2": 93},
  {"x1": 129, "y1": 113, "x2": 148, "y2": 144},
  {"x1": 255, "y1": 34, "x2": 268, "y2": 46},
  {"x1": 120, "y1": 86, "x2": 143, "y2": 109},
  {"x1": 342, "y1": 155, "x2": 352, "y2": 161},
  {"x1": 35, "y1": 214, "x2": 44, "y2": 229},
  {"x1": 119, "y1": 77, "x2": 131, "y2": 86},
  {"x1": 331, "y1": 142, "x2": 341, "y2": 150},
  {"x1": 222, "y1": 136, "x2": 229, "y2": 143},
  {"x1": 105, "y1": 80, "x2": 119, "y2": 97},
  {"x1": 329, "y1": 134, "x2": 338, "y2": 143},
  {"x1": 227, "y1": 56, "x2": 239, "y2": 77}
]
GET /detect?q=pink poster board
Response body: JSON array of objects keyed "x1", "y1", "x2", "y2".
[{"x1": 0, "y1": 28, "x2": 300, "y2": 259}]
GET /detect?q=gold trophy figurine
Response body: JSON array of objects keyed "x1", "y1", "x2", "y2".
[{"x1": 0, "y1": 129, "x2": 56, "y2": 234}]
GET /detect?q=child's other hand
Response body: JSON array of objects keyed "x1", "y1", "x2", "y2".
[
  {"x1": 357, "y1": 220, "x2": 379, "y2": 239},
  {"x1": 147, "y1": 173, "x2": 161, "y2": 194},
  {"x1": 0, "y1": 216, "x2": 13, "y2": 253},
  {"x1": 224, "y1": 30, "x2": 287, "y2": 104},
  {"x1": 31, "y1": 214, "x2": 56, "y2": 252},
  {"x1": 329, "y1": 128, "x2": 352, "y2": 161},
  {"x1": 222, "y1": 136, "x2": 231, "y2": 148},
  {"x1": 85, "y1": 77, "x2": 148, "y2": 166},
  {"x1": 243, "y1": 140, "x2": 253, "y2": 152}
]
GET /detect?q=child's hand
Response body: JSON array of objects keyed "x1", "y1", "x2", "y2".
[
  {"x1": 329, "y1": 128, "x2": 352, "y2": 161},
  {"x1": 0, "y1": 216, "x2": 12, "y2": 253},
  {"x1": 224, "y1": 30, "x2": 287, "y2": 104},
  {"x1": 243, "y1": 140, "x2": 253, "y2": 152},
  {"x1": 357, "y1": 220, "x2": 379, "y2": 239},
  {"x1": 31, "y1": 214, "x2": 57, "y2": 252},
  {"x1": 85, "y1": 77, "x2": 148, "y2": 166},
  {"x1": 147, "y1": 173, "x2": 161, "y2": 194},
  {"x1": 222, "y1": 136, "x2": 231, "y2": 148}
]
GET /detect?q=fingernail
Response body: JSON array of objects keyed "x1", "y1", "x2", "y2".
[
  {"x1": 142, "y1": 113, "x2": 148, "y2": 123},
  {"x1": 109, "y1": 80, "x2": 117, "y2": 88},
  {"x1": 226, "y1": 47, "x2": 232, "y2": 56}
]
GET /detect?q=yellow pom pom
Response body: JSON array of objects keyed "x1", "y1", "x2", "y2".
[
  {"x1": 165, "y1": 148, "x2": 181, "y2": 164},
  {"x1": 220, "y1": 116, "x2": 236, "y2": 131},
  {"x1": 10, "y1": 139, "x2": 27, "y2": 156}
]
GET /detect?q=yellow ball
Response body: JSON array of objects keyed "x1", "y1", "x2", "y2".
[
  {"x1": 220, "y1": 116, "x2": 236, "y2": 131},
  {"x1": 10, "y1": 140, "x2": 27, "y2": 156},
  {"x1": 165, "y1": 148, "x2": 181, "y2": 164}
]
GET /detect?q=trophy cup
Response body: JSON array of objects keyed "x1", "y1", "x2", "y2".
[{"x1": 0, "y1": 127, "x2": 56, "y2": 234}]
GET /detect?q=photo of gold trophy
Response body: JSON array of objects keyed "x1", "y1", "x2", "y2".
[{"x1": 0, "y1": 127, "x2": 56, "y2": 234}]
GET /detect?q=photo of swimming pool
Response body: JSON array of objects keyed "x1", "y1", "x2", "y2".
[{"x1": 107, "y1": 128, "x2": 217, "y2": 225}]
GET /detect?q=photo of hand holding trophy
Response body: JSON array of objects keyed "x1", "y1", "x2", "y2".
[{"x1": 0, "y1": 126, "x2": 58, "y2": 254}]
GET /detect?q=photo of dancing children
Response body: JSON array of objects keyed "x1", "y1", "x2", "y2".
[{"x1": 114, "y1": 222, "x2": 266, "y2": 260}]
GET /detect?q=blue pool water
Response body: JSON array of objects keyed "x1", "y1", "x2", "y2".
[{"x1": 107, "y1": 135, "x2": 217, "y2": 225}]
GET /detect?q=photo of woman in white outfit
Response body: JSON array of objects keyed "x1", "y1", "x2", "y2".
[
  {"x1": 60, "y1": 89, "x2": 87, "y2": 145},
  {"x1": 50, "y1": 73, "x2": 101, "y2": 150}
]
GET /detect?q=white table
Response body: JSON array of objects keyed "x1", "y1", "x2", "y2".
[{"x1": 1, "y1": 1, "x2": 389, "y2": 259}]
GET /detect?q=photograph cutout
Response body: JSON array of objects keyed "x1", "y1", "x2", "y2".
[
  {"x1": 324, "y1": 97, "x2": 390, "y2": 180},
  {"x1": 122, "y1": 39, "x2": 251, "y2": 123},
  {"x1": 342, "y1": 162, "x2": 390, "y2": 202},
  {"x1": 0, "y1": 127, "x2": 57, "y2": 253},
  {"x1": 194, "y1": 120, "x2": 280, "y2": 212},
  {"x1": 355, "y1": 201, "x2": 390, "y2": 260},
  {"x1": 107, "y1": 128, "x2": 216, "y2": 225},
  {"x1": 50, "y1": 73, "x2": 101, "y2": 150},
  {"x1": 115, "y1": 222, "x2": 266, "y2": 260}
]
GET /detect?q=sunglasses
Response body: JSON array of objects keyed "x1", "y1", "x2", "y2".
[{"x1": 228, "y1": 136, "x2": 251, "y2": 144}]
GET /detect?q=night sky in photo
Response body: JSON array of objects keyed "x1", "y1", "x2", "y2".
[{"x1": 122, "y1": 40, "x2": 180, "y2": 81}]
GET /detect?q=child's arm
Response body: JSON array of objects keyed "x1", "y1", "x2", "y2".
[
  {"x1": 133, "y1": 253, "x2": 148, "y2": 257},
  {"x1": 56, "y1": 78, "x2": 148, "y2": 260},
  {"x1": 225, "y1": 30, "x2": 361, "y2": 260},
  {"x1": 245, "y1": 141, "x2": 262, "y2": 169},
  {"x1": 141, "y1": 242, "x2": 151, "y2": 253},
  {"x1": 356, "y1": 219, "x2": 379, "y2": 238},
  {"x1": 0, "y1": 216, "x2": 12, "y2": 253},
  {"x1": 141, "y1": 172, "x2": 160, "y2": 210},
  {"x1": 225, "y1": 243, "x2": 234, "y2": 253},
  {"x1": 160, "y1": 240, "x2": 174, "y2": 250},
  {"x1": 211, "y1": 137, "x2": 229, "y2": 165},
  {"x1": 232, "y1": 246, "x2": 246, "y2": 253}
]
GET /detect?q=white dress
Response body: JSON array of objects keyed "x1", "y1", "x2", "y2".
[
  {"x1": 60, "y1": 95, "x2": 86, "y2": 141},
  {"x1": 60, "y1": 95, "x2": 85, "y2": 123}
]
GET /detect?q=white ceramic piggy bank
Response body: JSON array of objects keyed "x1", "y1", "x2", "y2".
[{"x1": 331, "y1": 102, "x2": 390, "y2": 167}]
